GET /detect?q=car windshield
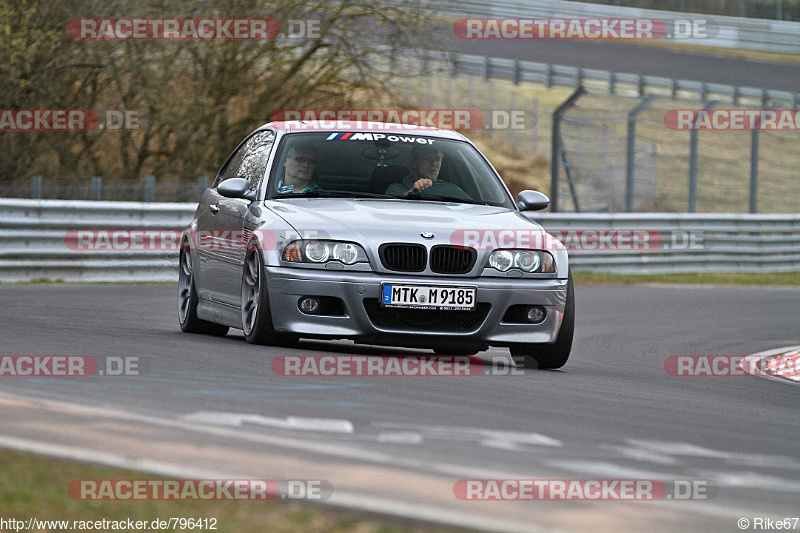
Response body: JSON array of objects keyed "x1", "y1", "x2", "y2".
[{"x1": 266, "y1": 132, "x2": 514, "y2": 208}]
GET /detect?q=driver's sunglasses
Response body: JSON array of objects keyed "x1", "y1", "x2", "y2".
[{"x1": 290, "y1": 155, "x2": 318, "y2": 165}]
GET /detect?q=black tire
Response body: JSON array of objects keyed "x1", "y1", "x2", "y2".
[
  {"x1": 241, "y1": 248, "x2": 297, "y2": 347},
  {"x1": 510, "y1": 270, "x2": 574, "y2": 370},
  {"x1": 178, "y1": 248, "x2": 229, "y2": 336}
]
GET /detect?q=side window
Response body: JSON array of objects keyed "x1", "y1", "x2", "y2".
[
  {"x1": 215, "y1": 130, "x2": 275, "y2": 189},
  {"x1": 237, "y1": 131, "x2": 276, "y2": 190},
  {"x1": 216, "y1": 143, "x2": 248, "y2": 187}
]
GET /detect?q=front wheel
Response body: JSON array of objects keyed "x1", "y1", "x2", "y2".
[
  {"x1": 510, "y1": 270, "x2": 574, "y2": 370},
  {"x1": 241, "y1": 249, "x2": 297, "y2": 347}
]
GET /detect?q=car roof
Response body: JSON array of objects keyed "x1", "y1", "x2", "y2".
[{"x1": 261, "y1": 121, "x2": 468, "y2": 141}]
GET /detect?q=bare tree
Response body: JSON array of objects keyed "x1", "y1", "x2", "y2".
[{"x1": 0, "y1": 0, "x2": 445, "y2": 187}]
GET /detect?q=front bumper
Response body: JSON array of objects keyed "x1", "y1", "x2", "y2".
[{"x1": 265, "y1": 266, "x2": 568, "y2": 347}]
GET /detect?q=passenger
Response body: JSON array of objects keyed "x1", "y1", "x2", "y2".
[{"x1": 276, "y1": 143, "x2": 323, "y2": 193}]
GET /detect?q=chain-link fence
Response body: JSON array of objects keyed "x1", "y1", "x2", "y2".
[
  {"x1": 552, "y1": 90, "x2": 800, "y2": 213},
  {"x1": 399, "y1": 52, "x2": 800, "y2": 214}
]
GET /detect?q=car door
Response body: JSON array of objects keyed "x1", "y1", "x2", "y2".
[
  {"x1": 208, "y1": 130, "x2": 276, "y2": 306},
  {"x1": 195, "y1": 135, "x2": 250, "y2": 303}
]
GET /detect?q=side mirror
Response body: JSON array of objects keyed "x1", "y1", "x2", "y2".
[
  {"x1": 218, "y1": 178, "x2": 255, "y2": 200},
  {"x1": 517, "y1": 190, "x2": 550, "y2": 211}
]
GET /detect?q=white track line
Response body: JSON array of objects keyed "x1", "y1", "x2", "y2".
[{"x1": 0, "y1": 434, "x2": 540, "y2": 533}]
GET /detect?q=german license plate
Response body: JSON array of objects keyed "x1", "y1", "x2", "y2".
[{"x1": 380, "y1": 284, "x2": 476, "y2": 311}]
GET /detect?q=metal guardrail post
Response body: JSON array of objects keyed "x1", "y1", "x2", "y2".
[
  {"x1": 608, "y1": 72, "x2": 615, "y2": 95},
  {"x1": 625, "y1": 95, "x2": 657, "y2": 212},
  {"x1": 688, "y1": 100, "x2": 719, "y2": 213},
  {"x1": 90, "y1": 176, "x2": 103, "y2": 201},
  {"x1": 746, "y1": 89, "x2": 769, "y2": 214},
  {"x1": 750, "y1": 128, "x2": 760, "y2": 214},
  {"x1": 545, "y1": 64, "x2": 552, "y2": 88},
  {"x1": 509, "y1": 93, "x2": 517, "y2": 145},
  {"x1": 532, "y1": 99, "x2": 539, "y2": 153},
  {"x1": 487, "y1": 81, "x2": 494, "y2": 123},
  {"x1": 551, "y1": 86, "x2": 586, "y2": 213},
  {"x1": 197, "y1": 176, "x2": 209, "y2": 201},
  {"x1": 144, "y1": 175, "x2": 156, "y2": 202},
  {"x1": 31, "y1": 176, "x2": 42, "y2": 200}
]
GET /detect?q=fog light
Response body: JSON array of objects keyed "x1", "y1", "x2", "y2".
[
  {"x1": 526, "y1": 306, "x2": 546, "y2": 324},
  {"x1": 299, "y1": 296, "x2": 321, "y2": 314}
]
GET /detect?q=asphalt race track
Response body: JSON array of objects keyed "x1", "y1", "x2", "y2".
[
  {"x1": 439, "y1": 30, "x2": 800, "y2": 92},
  {"x1": 1, "y1": 283, "x2": 798, "y2": 532}
]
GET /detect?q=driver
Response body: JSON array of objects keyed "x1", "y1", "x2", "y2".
[
  {"x1": 384, "y1": 144, "x2": 470, "y2": 199},
  {"x1": 275, "y1": 142, "x2": 323, "y2": 193}
]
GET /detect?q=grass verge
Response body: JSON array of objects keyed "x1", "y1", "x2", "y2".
[
  {"x1": 573, "y1": 270, "x2": 800, "y2": 286},
  {"x1": 0, "y1": 450, "x2": 447, "y2": 533}
]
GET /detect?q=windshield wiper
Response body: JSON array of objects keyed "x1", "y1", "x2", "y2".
[
  {"x1": 402, "y1": 192, "x2": 489, "y2": 205},
  {"x1": 274, "y1": 189, "x2": 398, "y2": 200}
]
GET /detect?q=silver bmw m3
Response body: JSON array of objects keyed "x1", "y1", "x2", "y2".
[{"x1": 178, "y1": 121, "x2": 573, "y2": 369}]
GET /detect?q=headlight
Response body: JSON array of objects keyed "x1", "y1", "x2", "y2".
[
  {"x1": 488, "y1": 250, "x2": 514, "y2": 271},
  {"x1": 515, "y1": 251, "x2": 540, "y2": 272},
  {"x1": 305, "y1": 241, "x2": 330, "y2": 262},
  {"x1": 488, "y1": 250, "x2": 555, "y2": 273},
  {"x1": 283, "y1": 240, "x2": 367, "y2": 265},
  {"x1": 332, "y1": 243, "x2": 358, "y2": 264}
]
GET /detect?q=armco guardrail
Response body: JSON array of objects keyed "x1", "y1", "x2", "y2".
[
  {"x1": 442, "y1": 0, "x2": 800, "y2": 54},
  {"x1": 448, "y1": 52, "x2": 800, "y2": 108},
  {"x1": 0, "y1": 199, "x2": 196, "y2": 282},
  {"x1": 0, "y1": 199, "x2": 798, "y2": 281},
  {"x1": 533, "y1": 213, "x2": 800, "y2": 274}
]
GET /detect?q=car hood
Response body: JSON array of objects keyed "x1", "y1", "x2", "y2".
[{"x1": 267, "y1": 198, "x2": 544, "y2": 242}]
